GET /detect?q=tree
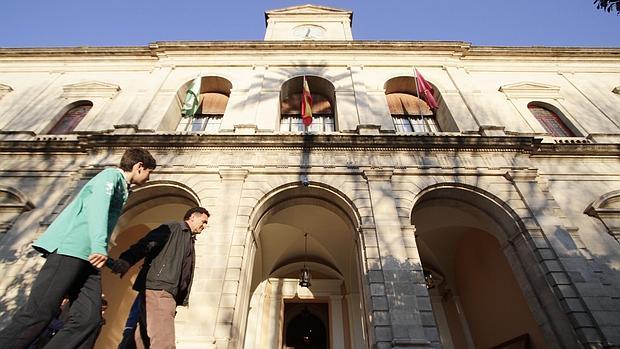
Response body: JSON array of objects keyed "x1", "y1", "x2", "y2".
[{"x1": 594, "y1": 0, "x2": 620, "y2": 14}]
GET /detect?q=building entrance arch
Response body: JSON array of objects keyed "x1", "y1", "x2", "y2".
[
  {"x1": 241, "y1": 182, "x2": 367, "y2": 349},
  {"x1": 412, "y1": 184, "x2": 562, "y2": 349},
  {"x1": 97, "y1": 181, "x2": 200, "y2": 349}
]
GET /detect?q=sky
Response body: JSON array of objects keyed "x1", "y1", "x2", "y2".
[{"x1": 0, "y1": 0, "x2": 618, "y2": 48}]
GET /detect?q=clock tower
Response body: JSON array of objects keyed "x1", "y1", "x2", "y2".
[{"x1": 264, "y1": 4, "x2": 353, "y2": 41}]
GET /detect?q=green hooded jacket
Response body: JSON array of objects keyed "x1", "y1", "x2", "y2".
[{"x1": 33, "y1": 168, "x2": 129, "y2": 261}]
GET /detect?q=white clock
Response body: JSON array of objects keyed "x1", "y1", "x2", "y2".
[{"x1": 292, "y1": 25, "x2": 326, "y2": 40}]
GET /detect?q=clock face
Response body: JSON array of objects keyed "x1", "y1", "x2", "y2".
[{"x1": 292, "y1": 25, "x2": 326, "y2": 40}]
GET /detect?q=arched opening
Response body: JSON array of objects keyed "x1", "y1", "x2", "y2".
[
  {"x1": 585, "y1": 190, "x2": 620, "y2": 243},
  {"x1": 384, "y1": 76, "x2": 457, "y2": 133},
  {"x1": 47, "y1": 101, "x2": 93, "y2": 134},
  {"x1": 284, "y1": 303, "x2": 329, "y2": 349},
  {"x1": 96, "y1": 181, "x2": 200, "y2": 349},
  {"x1": 242, "y1": 184, "x2": 366, "y2": 349},
  {"x1": 176, "y1": 76, "x2": 232, "y2": 132},
  {"x1": 0, "y1": 187, "x2": 34, "y2": 235},
  {"x1": 412, "y1": 186, "x2": 550, "y2": 349},
  {"x1": 527, "y1": 102, "x2": 576, "y2": 137},
  {"x1": 280, "y1": 76, "x2": 336, "y2": 132}
]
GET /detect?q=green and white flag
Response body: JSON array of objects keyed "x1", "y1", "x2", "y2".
[{"x1": 181, "y1": 77, "x2": 201, "y2": 118}]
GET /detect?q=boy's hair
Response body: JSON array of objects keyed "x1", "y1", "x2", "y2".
[
  {"x1": 119, "y1": 148, "x2": 157, "y2": 171},
  {"x1": 184, "y1": 207, "x2": 210, "y2": 221}
]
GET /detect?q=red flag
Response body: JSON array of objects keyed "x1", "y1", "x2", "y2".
[
  {"x1": 301, "y1": 76, "x2": 313, "y2": 126},
  {"x1": 415, "y1": 69, "x2": 439, "y2": 110}
]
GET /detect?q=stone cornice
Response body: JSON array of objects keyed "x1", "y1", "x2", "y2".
[
  {"x1": 0, "y1": 41, "x2": 618, "y2": 60},
  {"x1": 0, "y1": 134, "x2": 618, "y2": 156}
]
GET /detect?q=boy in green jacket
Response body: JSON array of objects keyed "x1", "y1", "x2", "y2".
[{"x1": 0, "y1": 148, "x2": 156, "y2": 349}]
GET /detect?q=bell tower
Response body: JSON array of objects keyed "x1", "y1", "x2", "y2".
[{"x1": 264, "y1": 4, "x2": 353, "y2": 41}]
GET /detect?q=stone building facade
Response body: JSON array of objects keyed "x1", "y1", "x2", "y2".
[{"x1": 0, "y1": 4, "x2": 619, "y2": 349}]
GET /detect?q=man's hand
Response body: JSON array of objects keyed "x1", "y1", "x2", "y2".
[
  {"x1": 110, "y1": 259, "x2": 131, "y2": 277},
  {"x1": 88, "y1": 253, "x2": 108, "y2": 269}
]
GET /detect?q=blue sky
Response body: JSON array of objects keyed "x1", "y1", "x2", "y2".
[{"x1": 1, "y1": 0, "x2": 618, "y2": 48}]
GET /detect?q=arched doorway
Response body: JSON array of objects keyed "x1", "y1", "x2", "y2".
[
  {"x1": 412, "y1": 185, "x2": 550, "y2": 349},
  {"x1": 96, "y1": 181, "x2": 200, "y2": 349},
  {"x1": 241, "y1": 183, "x2": 367, "y2": 349},
  {"x1": 284, "y1": 303, "x2": 329, "y2": 349}
]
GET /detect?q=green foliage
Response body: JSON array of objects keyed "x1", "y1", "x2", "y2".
[{"x1": 594, "y1": 0, "x2": 620, "y2": 14}]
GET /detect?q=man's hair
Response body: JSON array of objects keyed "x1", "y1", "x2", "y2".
[
  {"x1": 119, "y1": 148, "x2": 157, "y2": 171},
  {"x1": 184, "y1": 207, "x2": 210, "y2": 221}
]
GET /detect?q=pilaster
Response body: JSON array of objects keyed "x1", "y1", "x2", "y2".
[{"x1": 363, "y1": 169, "x2": 435, "y2": 348}]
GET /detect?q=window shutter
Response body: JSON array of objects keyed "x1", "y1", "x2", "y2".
[
  {"x1": 48, "y1": 104, "x2": 92, "y2": 134},
  {"x1": 528, "y1": 105, "x2": 574, "y2": 137}
]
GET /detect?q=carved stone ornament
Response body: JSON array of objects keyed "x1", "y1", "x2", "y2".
[
  {"x1": 61, "y1": 81, "x2": 121, "y2": 99},
  {"x1": 499, "y1": 81, "x2": 562, "y2": 99}
]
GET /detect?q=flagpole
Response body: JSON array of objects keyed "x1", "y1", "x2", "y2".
[
  {"x1": 413, "y1": 67, "x2": 425, "y2": 132},
  {"x1": 413, "y1": 67, "x2": 423, "y2": 122}
]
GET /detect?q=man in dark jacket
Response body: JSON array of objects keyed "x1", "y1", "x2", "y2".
[{"x1": 110, "y1": 207, "x2": 210, "y2": 349}]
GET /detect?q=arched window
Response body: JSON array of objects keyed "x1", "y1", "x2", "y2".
[
  {"x1": 280, "y1": 76, "x2": 335, "y2": 132},
  {"x1": 177, "y1": 76, "x2": 231, "y2": 132},
  {"x1": 0, "y1": 188, "x2": 34, "y2": 235},
  {"x1": 385, "y1": 76, "x2": 440, "y2": 133},
  {"x1": 585, "y1": 190, "x2": 620, "y2": 244},
  {"x1": 48, "y1": 101, "x2": 93, "y2": 134},
  {"x1": 528, "y1": 102, "x2": 575, "y2": 137}
]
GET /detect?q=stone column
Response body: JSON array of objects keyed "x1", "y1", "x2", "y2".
[
  {"x1": 2, "y1": 72, "x2": 63, "y2": 135},
  {"x1": 178, "y1": 168, "x2": 248, "y2": 349},
  {"x1": 348, "y1": 65, "x2": 390, "y2": 134},
  {"x1": 216, "y1": 169, "x2": 249, "y2": 349},
  {"x1": 363, "y1": 169, "x2": 435, "y2": 349},
  {"x1": 329, "y1": 295, "x2": 346, "y2": 349},
  {"x1": 443, "y1": 66, "x2": 492, "y2": 135}
]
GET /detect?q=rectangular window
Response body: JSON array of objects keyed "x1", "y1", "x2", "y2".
[
  {"x1": 392, "y1": 115, "x2": 439, "y2": 133},
  {"x1": 280, "y1": 115, "x2": 335, "y2": 132},
  {"x1": 177, "y1": 115, "x2": 222, "y2": 132}
]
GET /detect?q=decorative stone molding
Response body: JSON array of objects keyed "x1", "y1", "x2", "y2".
[
  {"x1": 0, "y1": 187, "x2": 34, "y2": 234},
  {"x1": 499, "y1": 82, "x2": 562, "y2": 100},
  {"x1": 479, "y1": 125, "x2": 505, "y2": 136},
  {"x1": 61, "y1": 81, "x2": 120, "y2": 99},
  {"x1": 391, "y1": 338, "x2": 432, "y2": 347},
  {"x1": 585, "y1": 190, "x2": 620, "y2": 243},
  {"x1": 219, "y1": 168, "x2": 249, "y2": 181},
  {"x1": 234, "y1": 124, "x2": 257, "y2": 134},
  {"x1": 357, "y1": 124, "x2": 381, "y2": 135},
  {"x1": 362, "y1": 169, "x2": 394, "y2": 181},
  {"x1": 504, "y1": 169, "x2": 539, "y2": 182},
  {"x1": 0, "y1": 83, "x2": 13, "y2": 100}
]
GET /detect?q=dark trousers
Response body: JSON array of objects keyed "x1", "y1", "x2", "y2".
[{"x1": 0, "y1": 253, "x2": 102, "y2": 349}]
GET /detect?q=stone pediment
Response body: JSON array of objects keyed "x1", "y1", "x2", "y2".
[
  {"x1": 62, "y1": 81, "x2": 120, "y2": 99},
  {"x1": 499, "y1": 82, "x2": 562, "y2": 99},
  {"x1": 264, "y1": 4, "x2": 353, "y2": 41},
  {"x1": 0, "y1": 83, "x2": 13, "y2": 99},
  {"x1": 266, "y1": 4, "x2": 351, "y2": 15}
]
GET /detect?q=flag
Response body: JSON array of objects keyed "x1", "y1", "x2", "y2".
[
  {"x1": 301, "y1": 76, "x2": 313, "y2": 126},
  {"x1": 415, "y1": 69, "x2": 439, "y2": 110},
  {"x1": 181, "y1": 77, "x2": 201, "y2": 118}
]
